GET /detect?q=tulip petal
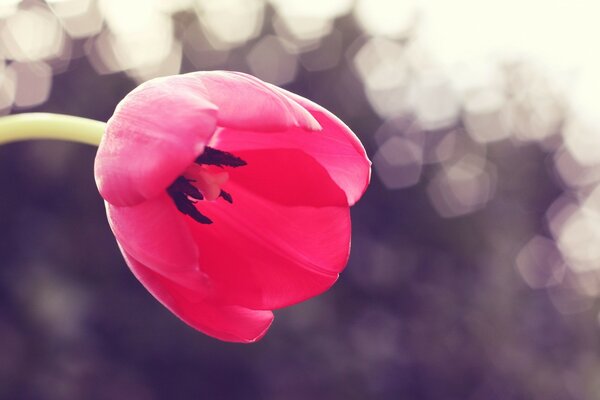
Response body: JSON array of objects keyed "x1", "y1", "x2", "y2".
[
  {"x1": 197, "y1": 71, "x2": 320, "y2": 132},
  {"x1": 227, "y1": 148, "x2": 349, "y2": 207},
  {"x1": 121, "y1": 249, "x2": 274, "y2": 343},
  {"x1": 274, "y1": 86, "x2": 371, "y2": 205},
  {"x1": 200, "y1": 71, "x2": 321, "y2": 132},
  {"x1": 209, "y1": 90, "x2": 371, "y2": 206},
  {"x1": 184, "y1": 149, "x2": 351, "y2": 310},
  {"x1": 95, "y1": 75, "x2": 219, "y2": 206},
  {"x1": 106, "y1": 193, "x2": 203, "y2": 289}
]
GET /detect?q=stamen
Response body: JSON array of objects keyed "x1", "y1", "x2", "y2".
[
  {"x1": 219, "y1": 189, "x2": 233, "y2": 203},
  {"x1": 169, "y1": 176, "x2": 203, "y2": 201},
  {"x1": 195, "y1": 147, "x2": 247, "y2": 168},
  {"x1": 167, "y1": 188, "x2": 213, "y2": 224},
  {"x1": 167, "y1": 147, "x2": 246, "y2": 224}
]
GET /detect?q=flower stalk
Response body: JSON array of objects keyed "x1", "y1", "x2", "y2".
[{"x1": 0, "y1": 113, "x2": 105, "y2": 147}]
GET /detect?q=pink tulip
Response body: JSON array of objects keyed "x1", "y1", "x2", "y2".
[{"x1": 94, "y1": 71, "x2": 371, "y2": 343}]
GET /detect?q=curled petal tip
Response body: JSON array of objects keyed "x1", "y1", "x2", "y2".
[{"x1": 299, "y1": 111, "x2": 322, "y2": 132}]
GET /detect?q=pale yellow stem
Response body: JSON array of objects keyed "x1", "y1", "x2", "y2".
[{"x1": 0, "y1": 113, "x2": 105, "y2": 147}]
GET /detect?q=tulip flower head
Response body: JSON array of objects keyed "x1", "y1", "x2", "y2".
[{"x1": 94, "y1": 71, "x2": 371, "y2": 343}]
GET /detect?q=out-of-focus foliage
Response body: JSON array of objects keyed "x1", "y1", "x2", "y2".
[{"x1": 1, "y1": 0, "x2": 600, "y2": 399}]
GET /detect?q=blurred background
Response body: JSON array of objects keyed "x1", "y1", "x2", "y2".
[{"x1": 0, "y1": 0, "x2": 599, "y2": 398}]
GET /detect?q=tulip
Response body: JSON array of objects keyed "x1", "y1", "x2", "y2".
[{"x1": 89, "y1": 71, "x2": 370, "y2": 342}]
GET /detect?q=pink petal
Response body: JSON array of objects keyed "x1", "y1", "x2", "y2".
[
  {"x1": 275, "y1": 86, "x2": 371, "y2": 205},
  {"x1": 121, "y1": 248, "x2": 274, "y2": 343},
  {"x1": 209, "y1": 87, "x2": 371, "y2": 206},
  {"x1": 95, "y1": 75, "x2": 219, "y2": 206},
  {"x1": 200, "y1": 71, "x2": 321, "y2": 132},
  {"x1": 227, "y1": 148, "x2": 349, "y2": 207},
  {"x1": 106, "y1": 193, "x2": 202, "y2": 289},
  {"x1": 184, "y1": 149, "x2": 351, "y2": 310}
]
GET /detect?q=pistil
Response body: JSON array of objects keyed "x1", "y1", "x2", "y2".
[{"x1": 167, "y1": 146, "x2": 246, "y2": 224}]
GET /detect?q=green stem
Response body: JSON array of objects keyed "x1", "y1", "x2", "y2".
[{"x1": 0, "y1": 113, "x2": 105, "y2": 147}]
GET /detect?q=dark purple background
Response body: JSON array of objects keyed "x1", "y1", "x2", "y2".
[{"x1": 0, "y1": 5, "x2": 596, "y2": 400}]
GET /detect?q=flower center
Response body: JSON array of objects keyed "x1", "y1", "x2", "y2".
[
  {"x1": 184, "y1": 165, "x2": 229, "y2": 202},
  {"x1": 167, "y1": 147, "x2": 246, "y2": 224}
]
